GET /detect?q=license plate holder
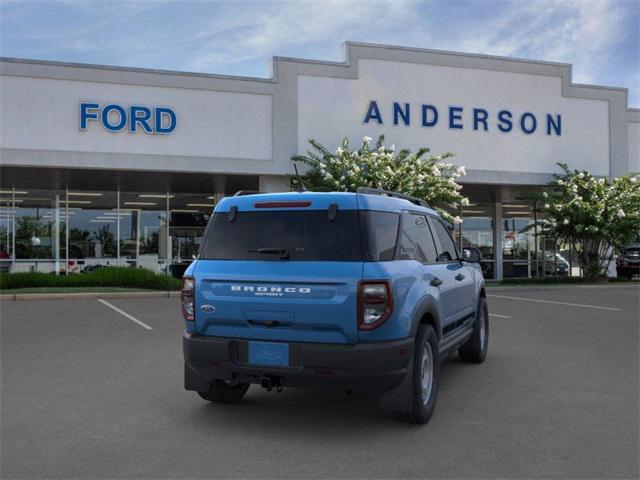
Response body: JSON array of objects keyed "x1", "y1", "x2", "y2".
[{"x1": 248, "y1": 341, "x2": 289, "y2": 367}]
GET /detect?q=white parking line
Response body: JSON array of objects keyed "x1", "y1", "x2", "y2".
[
  {"x1": 97, "y1": 299, "x2": 153, "y2": 330},
  {"x1": 489, "y1": 313, "x2": 512, "y2": 319},
  {"x1": 487, "y1": 294, "x2": 621, "y2": 311}
]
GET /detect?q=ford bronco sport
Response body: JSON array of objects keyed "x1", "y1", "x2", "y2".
[{"x1": 182, "y1": 188, "x2": 488, "y2": 423}]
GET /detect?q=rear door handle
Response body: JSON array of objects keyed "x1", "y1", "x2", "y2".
[
  {"x1": 455, "y1": 273, "x2": 465, "y2": 281},
  {"x1": 430, "y1": 277, "x2": 443, "y2": 287}
]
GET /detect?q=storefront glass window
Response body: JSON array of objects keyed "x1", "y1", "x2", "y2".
[
  {"x1": 0, "y1": 186, "x2": 233, "y2": 276},
  {"x1": 502, "y1": 203, "x2": 535, "y2": 278},
  {"x1": 169, "y1": 193, "x2": 215, "y2": 277},
  {"x1": 0, "y1": 193, "x2": 15, "y2": 272},
  {"x1": 66, "y1": 191, "x2": 118, "y2": 272},
  {"x1": 10, "y1": 189, "x2": 67, "y2": 272},
  {"x1": 461, "y1": 203, "x2": 495, "y2": 279},
  {"x1": 119, "y1": 192, "x2": 170, "y2": 273}
]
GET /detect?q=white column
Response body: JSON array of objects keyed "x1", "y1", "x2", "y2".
[
  {"x1": 259, "y1": 175, "x2": 290, "y2": 193},
  {"x1": 495, "y1": 201, "x2": 503, "y2": 281},
  {"x1": 65, "y1": 189, "x2": 69, "y2": 275},
  {"x1": 54, "y1": 194, "x2": 60, "y2": 275},
  {"x1": 116, "y1": 189, "x2": 121, "y2": 264}
]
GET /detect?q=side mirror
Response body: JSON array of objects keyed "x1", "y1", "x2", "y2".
[{"x1": 462, "y1": 247, "x2": 482, "y2": 263}]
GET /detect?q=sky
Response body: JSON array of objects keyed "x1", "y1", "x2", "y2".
[{"x1": 1, "y1": 0, "x2": 638, "y2": 106}]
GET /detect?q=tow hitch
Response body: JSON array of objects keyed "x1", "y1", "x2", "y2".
[{"x1": 260, "y1": 376, "x2": 284, "y2": 392}]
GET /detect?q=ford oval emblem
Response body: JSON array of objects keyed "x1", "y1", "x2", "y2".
[{"x1": 200, "y1": 304, "x2": 216, "y2": 313}]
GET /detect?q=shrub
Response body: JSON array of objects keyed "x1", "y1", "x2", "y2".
[
  {"x1": 534, "y1": 164, "x2": 640, "y2": 279},
  {"x1": 292, "y1": 135, "x2": 468, "y2": 223},
  {"x1": 0, "y1": 267, "x2": 181, "y2": 290}
]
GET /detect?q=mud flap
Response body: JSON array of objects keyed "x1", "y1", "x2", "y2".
[
  {"x1": 378, "y1": 355, "x2": 414, "y2": 412},
  {"x1": 184, "y1": 363, "x2": 210, "y2": 391}
]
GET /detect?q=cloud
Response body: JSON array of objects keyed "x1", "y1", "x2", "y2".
[
  {"x1": 1, "y1": 0, "x2": 637, "y2": 104},
  {"x1": 181, "y1": 0, "x2": 419, "y2": 71}
]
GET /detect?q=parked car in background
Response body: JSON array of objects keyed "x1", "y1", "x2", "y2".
[
  {"x1": 617, "y1": 244, "x2": 640, "y2": 280},
  {"x1": 0, "y1": 250, "x2": 10, "y2": 273},
  {"x1": 182, "y1": 188, "x2": 488, "y2": 424},
  {"x1": 538, "y1": 252, "x2": 570, "y2": 276}
]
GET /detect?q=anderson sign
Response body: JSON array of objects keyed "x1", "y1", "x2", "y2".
[{"x1": 363, "y1": 100, "x2": 562, "y2": 136}]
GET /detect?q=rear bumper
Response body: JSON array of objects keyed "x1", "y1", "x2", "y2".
[
  {"x1": 183, "y1": 332, "x2": 413, "y2": 393},
  {"x1": 617, "y1": 263, "x2": 640, "y2": 275}
]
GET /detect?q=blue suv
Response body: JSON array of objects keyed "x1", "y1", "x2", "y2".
[{"x1": 182, "y1": 188, "x2": 488, "y2": 423}]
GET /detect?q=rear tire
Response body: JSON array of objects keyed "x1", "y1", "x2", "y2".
[
  {"x1": 459, "y1": 297, "x2": 489, "y2": 364},
  {"x1": 197, "y1": 380, "x2": 250, "y2": 404},
  {"x1": 394, "y1": 324, "x2": 439, "y2": 424}
]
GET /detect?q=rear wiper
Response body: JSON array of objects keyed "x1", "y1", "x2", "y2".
[{"x1": 249, "y1": 247, "x2": 290, "y2": 259}]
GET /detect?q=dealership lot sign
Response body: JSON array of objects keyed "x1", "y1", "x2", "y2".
[
  {"x1": 363, "y1": 100, "x2": 562, "y2": 136},
  {"x1": 80, "y1": 102, "x2": 176, "y2": 134}
]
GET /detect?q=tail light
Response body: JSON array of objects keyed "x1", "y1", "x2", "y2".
[
  {"x1": 358, "y1": 280, "x2": 393, "y2": 330},
  {"x1": 181, "y1": 276, "x2": 195, "y2": 321}
]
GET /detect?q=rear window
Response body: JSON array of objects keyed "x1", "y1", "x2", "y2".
[
  {"x1": 200, "y1": 210, "x2": 363, "y2": 261},
  {"x1": 199, "y1": 209, "x2": 402, "y2": 262}
]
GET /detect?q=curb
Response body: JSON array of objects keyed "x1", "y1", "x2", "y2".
[
  {"x1": 0, "y1": 291, "x2": 181, "y2": 301},
  {"x1": 487, "y1": 283, "x2": 640, "y2": 292}
]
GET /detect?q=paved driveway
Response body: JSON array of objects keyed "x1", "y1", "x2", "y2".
[{"x1": 1, "y1": 286, "x2": 638, "y2": 479}]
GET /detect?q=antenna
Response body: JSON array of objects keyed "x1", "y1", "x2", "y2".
[{"x1": 293, "y1": 163, "x2": 307, "y2": 192}]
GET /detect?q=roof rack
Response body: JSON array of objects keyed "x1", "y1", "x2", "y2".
[
  {"x1": 233, "y1": 190, "x2": 263, "y2": 196},
  {"x1": 356, "y1": 187, "x2": 431, "y2": 208}
]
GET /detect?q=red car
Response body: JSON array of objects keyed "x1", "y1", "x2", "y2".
[{"x1": 0, "y1": 251, "x2": 10, "y2": 273}]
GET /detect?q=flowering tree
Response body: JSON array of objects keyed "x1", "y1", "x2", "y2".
[
  {"x1": 536, "y1": 163, "x2": 640, "y2": 279},
  {"x1": 291, "y1": 135, "x2": 468, "y2": 223}
]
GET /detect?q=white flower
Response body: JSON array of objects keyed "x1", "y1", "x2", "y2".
[
  {"x1": 557, "y1": 179, "x2": 564, "y2": 185},
  {"x1": 456, "y1": 166, "x2": 466, "y2": 176},
  {"x1": 363, "y1": 136, "x2": 372, "y2": 144},
  {"x1": 578, "y1": 172, "x2": 584, "y2": 178},
  {"x1": 335, "y1": 147, "x2": 343, "y2": 155},
  {"x1": 544, "y1": 203, "x2": 550, "y2": 209},
  {"x1": 563, "y1": 219, "x2": 569, "y2": 225},
  {"x1": 617, "y1": 209, "x2": 625, "y2": 218},
  {"x1": 542, "y1": 191, "x2": 548, "y2": 198},
  {"x1": 453, "y1": 216, "x2": 463, "y2": 224},
  {"x1": 461, "y1": 197, "x2": 470, "y2": 206},
  {"x1": 390, "y1": 144, "x2": 395, "y2": 152},
  {"x1": 631, "y1": 176, "x2": 638, "y2": 183}
]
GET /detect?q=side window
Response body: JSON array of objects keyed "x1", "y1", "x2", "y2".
[
  {"x1": 397, "y1": 212, "x2": 438, "y2": 263},
  {"x1": 360, "y1": 211, "x2": 400, "y2": 261},
  {"x1": 428, "y1": 217, "x2": 458, "y2": 262}
]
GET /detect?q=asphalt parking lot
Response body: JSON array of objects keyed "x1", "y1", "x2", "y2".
[{"x1": 1, "y1": 285, "x2": 638, "y2": 479}]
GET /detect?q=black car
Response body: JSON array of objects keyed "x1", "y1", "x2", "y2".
[{"x1": 617, "y1": 244, "x2": 640, "y2": 280}]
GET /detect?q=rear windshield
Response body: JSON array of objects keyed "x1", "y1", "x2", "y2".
[
  {"x1": 200, "y1": 210, "x2": 363, "y2": 261},
  {"x1": 199, "y1": 209, "x2": 400, "y2": 262}
]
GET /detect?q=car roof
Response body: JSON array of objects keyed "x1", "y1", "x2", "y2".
[{"x1": 215, "y1": 191, "x2": 440, "y2": 216}]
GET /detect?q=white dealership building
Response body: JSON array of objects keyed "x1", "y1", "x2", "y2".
[{"x1": 1, "y1": 42, "x2": 638, "y2": 279}]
